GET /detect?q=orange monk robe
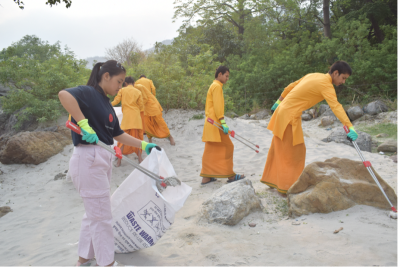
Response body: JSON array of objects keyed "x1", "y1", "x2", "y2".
[
  {"x1": 111, "y1": 85, "x2": 144, "y2": 155},
  {"x1": 200, "y1": 80, "x2": 235, "y2": 178},
  {"x1": 134, "y1": 84, "x2": 170, "y2": 139},
  {"x1": 135, "y1": 77, "x2": 156, "y2": 96},
  {"x1": 261, "y1": 73, "x2": 353, "y2": 193}
]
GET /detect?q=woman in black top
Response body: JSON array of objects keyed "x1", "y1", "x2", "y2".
[{"x1": 59, "y1": 60, "x2": 159, "y2": 266}]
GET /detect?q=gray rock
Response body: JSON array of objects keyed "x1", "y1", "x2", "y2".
[
  {"x1": 390, "y1": 155, "x2": 397, "y2": 163},
  {"x1": 239, "y1": 114, "x2": 250, "y2": 120},
  {"x1": 319, "y1": 116, "x2": 334, "y2": 127},
  {"x1": 301, "y1": 114, "x2": 313, "y2": 121},
  {"x1": 346, "y1": 106, "x2": 364, "y2": 121},
  {"x1": 320, "y1": 108, "x2": 338, "y2": 121},
  {"x1": 325, "y1": 127, "x2": 372, "y2": 152},
  {"x1": 308, "y1": 109, "x2": 316, "y2": 116},
  {"x1": 249, "y1": 114, "x2": 256, "y2": 119},
  {"x1": 363, "y1": 100, "x2": 388, "y2": 115},
  {"x1": 317, "y1": 104, "x2": 330, "y2": 117},
  {"x1": 201, "y1": 179, "x2": 262, "y2": 225},
  {"x1": 254, "y1": 110, "x2": 269, "y2": 120},
  {"x1": 54, "y1": 173, "x2": 66, "y2": 180},
  {"x1": 377, "y1": 140, "x2": 397, "y2": 153},
  {"x1": 0, "y1": 206, "x2": 13, "y2": 218}
]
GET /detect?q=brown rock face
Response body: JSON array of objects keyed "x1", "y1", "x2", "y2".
[
  {"x1": 287, "y1": 157, "x2": 397, "y2": 217},
  {"x1": 0, "y1": 129, "x2": 71, "y2": 165}
]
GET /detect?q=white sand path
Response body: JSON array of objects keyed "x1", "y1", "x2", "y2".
[{"x1": 0, "y1": 109, "x2": 397, "y2": 265}]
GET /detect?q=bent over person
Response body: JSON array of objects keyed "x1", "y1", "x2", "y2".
[
  {"x1": 261, "y1": 61, "x2": 359, "y2": 195},
  {"x1": 200, "y1": 66, "x2": 245, "y2": 185},
  {"x1": 111, "y1": 76, "x2": 145, "y2": 165}
]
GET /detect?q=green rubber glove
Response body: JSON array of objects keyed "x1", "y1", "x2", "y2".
[
  {"x1": 220, "y1": 119, "x2": 229, "y2": 134},
  {"x1": 141, "y1": 141, "x2": 161, "y2": 155},
  {"x1": 271, "y1": 99, "x2": 281, "y2": 114},
  {"x1": 347, "y1": 126, "x2": 358, "y2": 141},
  {"x1": 77, "y1": 119, "x2": 99, "y2": 144}
]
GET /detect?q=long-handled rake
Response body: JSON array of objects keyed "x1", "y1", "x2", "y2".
[
  {"x1": 66, "y1": 121, "x2": 181, "y2": 193},
  {"x1": 344, "y1": 126, "x2": 397, "y2": 218},
  {"x1": 207, "y1": 118, "x2": 259, "y2": 153}
]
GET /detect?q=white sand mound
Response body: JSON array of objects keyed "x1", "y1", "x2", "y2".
[{"x1": 0, "y1": 109, "x2": 397, "y2": 265}]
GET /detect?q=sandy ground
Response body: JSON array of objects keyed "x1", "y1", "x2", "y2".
[{"x1": 0, "y1": 109, "x2": 397, "y2": 266}]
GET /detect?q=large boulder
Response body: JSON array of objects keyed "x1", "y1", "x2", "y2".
[
  {"x1": 288, "y1": 157, "x2": 397, "y2": 217},
  {"x1": 254, "y1": 110, "x2": 269, "y2": 120},
  {"x1": 363, "y1": 100, "x2": 388, "y2": 115},
  {"x1": 317, "y1": 104, "x2": 330, "y2": 117},
  {"x1": 201, "y1": 179, "x2": 262, "y2": 225},
  {"x1": 324, "y1": 127, "x2": 372, "y2": 152},
  {"x1": 346, "y1": 106, "x2": 364, "y2": 121},
  {"x1": 0, "y1": 127, "x2": 71, "y2": 165},
  {"x1": 377, "y1": 140, "x2": 397, "y2": 153}
]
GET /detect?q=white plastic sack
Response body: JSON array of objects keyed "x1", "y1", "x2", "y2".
[{"x1": 110, "y1": 148, "x2": 192, "y2": 253}]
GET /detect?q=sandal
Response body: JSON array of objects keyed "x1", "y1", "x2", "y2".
[
  {"x1": 227, "y1": 174, "x2": 245, "y2": 183},
  {"x1": 201, "y1": 178, "x2": 217, "y2": 185}
]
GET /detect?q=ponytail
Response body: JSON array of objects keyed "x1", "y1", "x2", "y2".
[{"x1": 86, "y1": 60, "x2": 126, "y2": 95}]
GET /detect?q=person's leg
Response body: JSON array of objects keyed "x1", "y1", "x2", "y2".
[
  {"x1": 77, "y1": 213, "x2": 94, "y2": 264},
  {"x1": 168, "y1": 135, "x2": 175, "y2": 146}
]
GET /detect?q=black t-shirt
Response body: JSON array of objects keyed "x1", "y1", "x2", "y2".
[{"x1": 65, "y1": 85, "x2": 124, "y2": 146}]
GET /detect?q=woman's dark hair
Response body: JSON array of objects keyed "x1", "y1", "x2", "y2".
[
  {"x1": 215, "y1": 66, "x2": 230, "y2": 78},
  {"x1": 87, "y1": 60, "x2": 126, "y2": 95},
  {"x1": 329, "y1": 61, "x2": 352, "y2": 76},
  {"x1": 125, "y1": 76, "x2": 135, "y2": 84}
]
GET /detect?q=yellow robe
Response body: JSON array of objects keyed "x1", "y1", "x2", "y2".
[
  {"x1": 134, "y1": 84, "x2": 170, "y2": 138},
  {"x1": 202, "y1": 80, "x2": 225, "y2": 142},
  {"x1": 111, "y1": 85, "x2": 143, "y2": 130},
  {"x1": 134, "y1": 84, "x2": 162, "y2": 116},
  {"x1": 200, "y1": 80, "x2": 235, "y2": 178},
  {"x1": 135, "y1": 77, "x2": 156, "y2": 96},
  {"x1": 268, "y1": 73, "x2": 353, "y2": 146}
]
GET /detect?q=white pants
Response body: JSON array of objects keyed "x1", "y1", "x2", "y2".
[{"x1": 69, "y1": 145, "x2": 114, "y2": 266}]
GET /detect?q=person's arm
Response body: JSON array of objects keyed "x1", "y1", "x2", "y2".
[
  {"x1": 321, "y1": 86, "x2": 353, "y2": 128},
  {"x1": 151, "y1": 81, "x2": 156, "y2": 96},
  {"x1": 212, "y1": 86, "x2": 225, "y2": 121},
  {"x1": 114, "y1": 133, "x2": 142, "y2": 148},
  {"x1": 58, "y1": 90, "x2": 85, "y2": 122},
  {"x1": 111, "y1": 89, "x2": 122, "y2": 106}
]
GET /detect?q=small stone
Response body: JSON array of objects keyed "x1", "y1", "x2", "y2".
[
  {"x1": 301, "y1": 114, "x2": 313, "y2": 121},
  {"x1": 376, "y1": 133, "x2": 389, "y2": 138},
  {"x1": 292, "y1": 222, "x2": 301, "y2": 225},
  {"x1": 250, "y1": 114, "x2": 256, "y2": 119},
  {"x1": 0, "y1": 206, "x2": 13, "y2": 218},
  {"x1": 390, "y1": 155, "x2": 397, "y2": 163},
  {"x1": 379, "y1": 152, "x2": 385, "y2": 155},
  {"x1": 320, "y1": 116, "x2": 334, "y2": 127},
  {"x1": 54, "y1": 173, "x2": 66, "y2": 180},
  {"x1": 248, "y1": 223, "x2": 256, "y2": 227},
  {"x1": 377, "y1": 140, "x2": 397, "y2": 153}
]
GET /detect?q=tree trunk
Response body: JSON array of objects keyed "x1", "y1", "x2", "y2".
[
  {"x1": 323, "y1": 0, "x2": 332, "y2": 39},
  {"x1": 369, "y1": 14, "x2": 385, "y2": 43}
]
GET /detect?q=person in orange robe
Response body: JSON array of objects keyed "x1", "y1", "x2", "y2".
[
  {"x1": 200, "y1": 66, "x2": 245, "y2": 185},
  {"x1": 261, "y1": 61, "x2": 359, "y2": 195},
  {"x1": 135, "y1": 75, "x2": 156, "y2": 96},
  {"x1": 111, "y1": 76, "x2": 144, "y2": 165},
  {"x1": 133, "y1": 81, "x2": 175, "y2": 145}
]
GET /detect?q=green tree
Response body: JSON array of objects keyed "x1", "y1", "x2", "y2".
[{"x1": 13, "y1": 0, "x2": 72, "y2": 9}]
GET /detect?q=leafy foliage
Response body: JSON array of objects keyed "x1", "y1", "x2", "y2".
[{"x1": 0, "y1": 35, "x2": 89, "y2": 127}]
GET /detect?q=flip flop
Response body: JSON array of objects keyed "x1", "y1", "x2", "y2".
[
  {"x1": 201, "y1": 178, "x2": 217, "y2": 185},
  {"x1": 227, "y1": 174, "x2": 245, "y2": 183}
]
